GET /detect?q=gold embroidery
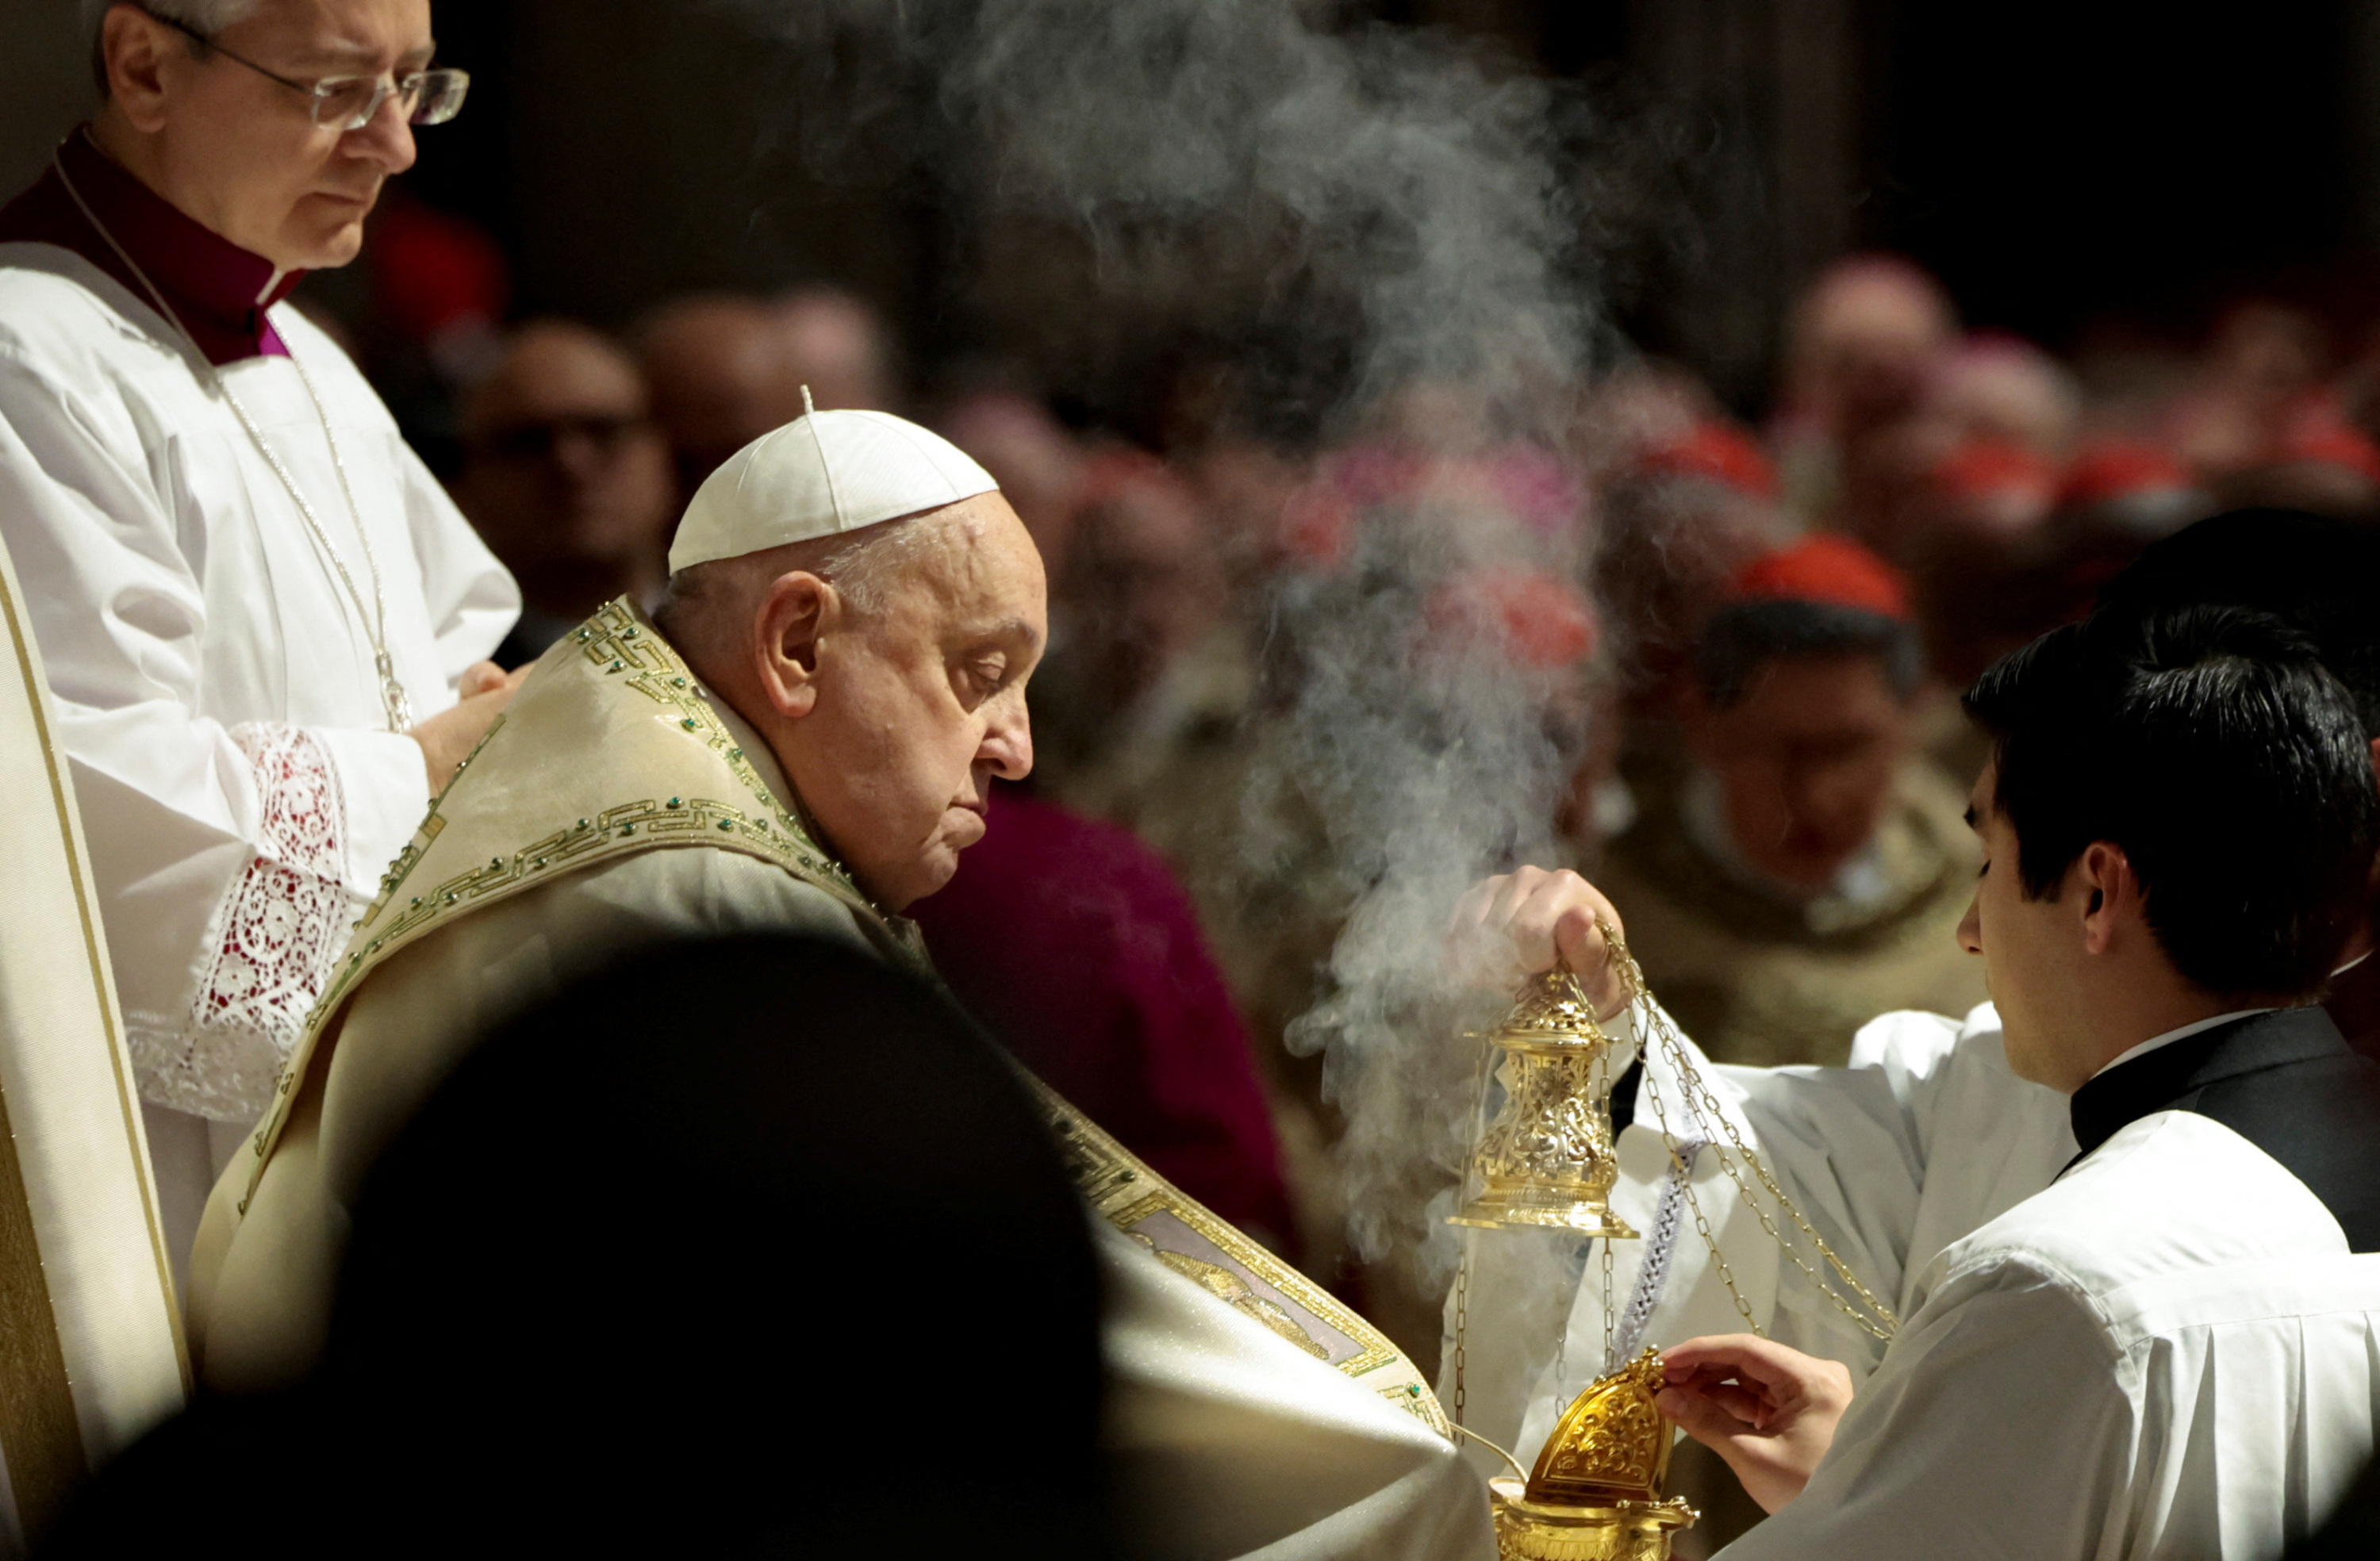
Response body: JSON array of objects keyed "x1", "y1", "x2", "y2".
[
  {"x1": 1039, "y1": 1078, "x2": 1450, "y2": 1436},
  {"x1": 240, "y1": 599, "x2": 923, "y2": 1209}
]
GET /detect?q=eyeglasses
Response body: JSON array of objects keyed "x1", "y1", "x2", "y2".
[{"x1": 149, "y1": 11, "x2": 470, "y2": 132}]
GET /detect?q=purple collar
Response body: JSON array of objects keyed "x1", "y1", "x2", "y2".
[{"x1": 0, "y1": 131, "x2": 305, "y2": 366}]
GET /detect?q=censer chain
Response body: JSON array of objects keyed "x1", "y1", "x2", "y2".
[{"x1": 1602, "y1": 919, "x2": 1900, "y2": 1342}]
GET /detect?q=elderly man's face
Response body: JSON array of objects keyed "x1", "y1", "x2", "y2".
[
  {"x1": 792, "y1": 496, "x2": 1046, "y2": 910},
  {"x1": 113, "y1": 0, "x2": 430, "y2": 268}
]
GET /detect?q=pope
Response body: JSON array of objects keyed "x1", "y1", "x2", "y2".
[
  {"x1": 191, "y1": 405, "x2": 1494, "y2": 1561},
  {"x1": 0, "y1": 0, "x2": 519, "y2": 1281}
]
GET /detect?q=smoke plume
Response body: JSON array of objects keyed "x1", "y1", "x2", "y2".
[{"x1": 725, "y1": 0, "x2": 1604, "y2": 1349}]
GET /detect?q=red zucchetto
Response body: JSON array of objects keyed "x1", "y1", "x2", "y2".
[
  {"x1": 1725, "y1": 535, "x2": 1911, "y2": 622},
  {"x1": 1637, "y1": 421, "x2": 1781, "y2": 501}
]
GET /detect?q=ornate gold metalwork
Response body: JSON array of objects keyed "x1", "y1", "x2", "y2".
[
  {"x1": 1488, "y1": 1350, "x2": 1696, "y2": 1561},
  {"x1": 1450, "y1": 966, "x2": 1637, "y2": 1238}
]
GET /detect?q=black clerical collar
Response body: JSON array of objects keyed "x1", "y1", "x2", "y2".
[{"x1": 2069, "y1": 1007, "x2": 2346, "y2": 1160}]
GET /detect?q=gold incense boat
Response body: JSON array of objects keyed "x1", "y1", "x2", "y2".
[{"x1": 1488, "y1": 1351, "x2": 1696, "y2": 1561}]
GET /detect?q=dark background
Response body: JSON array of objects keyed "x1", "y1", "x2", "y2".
[{"x1": 6, "y1": 0, "x2": 2376, "y2": 418}]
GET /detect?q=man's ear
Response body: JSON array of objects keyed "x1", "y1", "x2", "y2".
[
  {"x1": 751, "y1": 571, "x2": 834, "y2": 720},
  {"x1": 103, "y1": 5, "x2": 175, "y2": 130},
  {"x1": 2074, "y1": 842, "x2": 2136, "y2": 956}
]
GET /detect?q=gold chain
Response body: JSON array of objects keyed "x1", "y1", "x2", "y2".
[
  {"x1": 1553, "y1": 1279, "x2": 1567, "y2": 1402},
  {"x1": 1599, "y1": 1234, "x2": 1615, "y2": 1374},
  {"x1": 1604, "y1": 918, "x2": 1899, "y2": 1341},
  {"x1": 1635, "y1": 1050, "x2": 1764, "y2": 1333},
  {"x1": 1452, "y1": 1234, "x2": 1472, "y2": 1426}
]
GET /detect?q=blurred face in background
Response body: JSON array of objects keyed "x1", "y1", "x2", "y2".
[
  {"x1": 1785, "y1": 259, "x2": 1958, "y2": 435},
  {"x1": 638, "y1": 296, "x2": 812, "y2": 503},
  {"x1": 774, "y1": 288, "x2": 895, "y2": 413},
  {"x1": 453, "y1": 321, "x2": 674, "y2": 604},
  {"x1": 1059, "y1": 463, "x2": 1224, "y2": 710},
  {"x1": 95, "y1": 0, "x2": 432, "y2": 268},
  {"x1": 1681, "y1": 650, "x2": 1915, "y2": 892}
]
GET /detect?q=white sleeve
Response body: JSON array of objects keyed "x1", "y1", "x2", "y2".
[
  {"x1": 1104, "y1": 1225, "x2": 1495, "y2": 1561},
  {"x1": 1719, "y1": 1258, "x2": 2130, "y2": 1561},
  {"x1": 395, "y1": 434, "x2": 515, "y2": 685},
  {"x1": 1480, "y1": 1005, "x2": 1998, "y2": 1463},
  {"x1": 0, "y1": 347, "x2": 431, "y2": 1124}
]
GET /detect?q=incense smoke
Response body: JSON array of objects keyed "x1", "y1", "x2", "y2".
[{"x1": 726, "y1": 0, "x2": 1606, "y2": 1401}]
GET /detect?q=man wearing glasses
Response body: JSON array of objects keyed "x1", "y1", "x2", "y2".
[{"x1": 0, "y1": 0, "x2": 519, "y2": 1299}]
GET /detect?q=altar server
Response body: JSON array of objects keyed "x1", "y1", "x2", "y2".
[
  {"x1": 1448, "y1": 510, "x2": 2380, "y2": 1476},
  {"x1": 1468, "y1": 604, "x2": 2380, "y2": 1558},
  {"x1": 0, "y1": 0, "x2": 517, "y2": 1283}
]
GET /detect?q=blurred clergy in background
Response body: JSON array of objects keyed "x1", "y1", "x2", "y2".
[
  {"x1": 1599, "y1": 536, "x2": 1986, "y2": 1066},
  {"x1": 192, "y1": 406, "x2": 1493, "y2": 1561},
  {"x1": 451, "y1": 319, "x2": 676, "y2": 666},
  {"x1": 0, "y1": 0, "x2": 516, "y2": 1290}
]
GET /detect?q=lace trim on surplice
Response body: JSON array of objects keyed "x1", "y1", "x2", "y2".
[{"x1": 135, "y1": 723, "x2": 357, "y2": 1122}]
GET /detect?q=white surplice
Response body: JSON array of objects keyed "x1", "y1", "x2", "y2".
[
  {"x1": 0, "y1": 244, "x2": 516, "y2": 1283},
  {"x1": 1455, "y1": 1000, "x2": 2077, "y2": 1458},
  {"x1": 1726, "y1": 1110, "x2": 2380, "y2": 1560}
]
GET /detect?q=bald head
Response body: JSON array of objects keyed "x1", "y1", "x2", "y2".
[
  {"x1": 774, "y1": 288, "x2": 896, "y2": 413},
  {"x1": 1787, "y1": 256, "x2": 1958, "y2": 428},
  {"x1": 465, "y1": 320, "x2": 645, "y2": 443},
  {"x1": 639, "y1": 295, "x2": 812, "y2": 501}
]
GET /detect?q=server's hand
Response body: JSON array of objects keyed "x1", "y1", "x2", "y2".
[
  {"x1": 1656, "y1": 1333, "x2": 1855, "y2": 1514},
  {"x1": 1446, "y1": 866, "x2": 1627, "y2": 1019}
]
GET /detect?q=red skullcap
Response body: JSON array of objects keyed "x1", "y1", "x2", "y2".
[
  {"x1": 2059, "y1": 441, "x2": 2195, "y2": 510},
  {"x1": 1726, "y1": 535, "x2": 1910, "y2": 622},
  {"x1": 1637, "y1": 422, "x2": 1779, "y2": 501},
  {"x1": 1070, "y1": 447, "x2": 1183, "y2": 515},
  {"x1": 370, "y1": 194, "x2": 509, "y2": 341},
  {"x1": 2277, "y1": 419, "x2": 2380, "y2": 485},
  {"x1": 1425, "y1": 566, "x2": 1599, "y2": 670},
  {"x1": 1928, "y1": 439, "x2": 2059, "y2": 504}
]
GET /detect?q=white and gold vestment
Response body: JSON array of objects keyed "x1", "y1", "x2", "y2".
[{"x1": 192, "y1": 599, "x2": 1491, "y2": 1561}]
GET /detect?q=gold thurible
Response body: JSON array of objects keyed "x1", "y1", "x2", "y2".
[
  {"x1": 1449, "y1": 964, "x2": 1637, "y2": 1240},
  {"x1": 1448, "y1": 956, "x2": 1696, "y2": 1559}
]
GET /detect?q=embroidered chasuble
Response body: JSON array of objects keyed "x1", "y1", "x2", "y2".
[{"x1": 192, "y1": 599, "x2": 1486, "y2": 1561}]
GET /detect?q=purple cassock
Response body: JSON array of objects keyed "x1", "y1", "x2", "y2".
[{"x1": 908, "y1": 785, "x2": 1300, "y2": 1256}]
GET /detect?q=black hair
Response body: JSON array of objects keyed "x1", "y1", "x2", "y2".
[
  {"x1": 1695, "y1": 599, "x2": 1923, "y2": 709},
  {"x1": 2098, "y1": 508, "x2": 2380, "y2": 737},
  {"x1": 1964, "y1": 604, "x2": 2378, "y2": 999}
]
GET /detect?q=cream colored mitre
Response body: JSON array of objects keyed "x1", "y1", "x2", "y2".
[{"x1": 667, "y1": 396, "x2": 999, "y2": 572}]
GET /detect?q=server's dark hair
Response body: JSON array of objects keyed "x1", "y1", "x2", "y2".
[
  {"x1": 2096, "y1": 508, "x2": 2380, "y2": 738},
  {"x1": 1964, "y1": 604, "x2": 2378, "y2": 998},
  {"x1": 1695, "y1": 600, "x2": 1922, "y2": 709}
]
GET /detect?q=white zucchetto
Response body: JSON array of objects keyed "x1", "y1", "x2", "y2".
[{"x1": 666, "y1": 397, "x2": 1000, "y2": 573}]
